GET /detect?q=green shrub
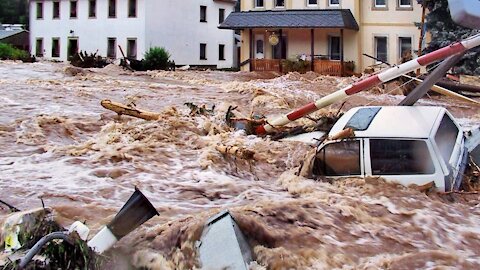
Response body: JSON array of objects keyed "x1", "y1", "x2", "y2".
[
  {"x1": 144, "y1": 47, "x2": 171, "y2": 70},
  {"x1": 0, "y1": 43, "x2": 29, "y2": 60},
  {"x1": 282, "y1": 59, "x2": 311, "y2": 74}
]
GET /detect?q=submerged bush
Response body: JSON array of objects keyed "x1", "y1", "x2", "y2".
[
  {"x1": 0, "y1": 42, "x2": 29, "y2": 60},
  {"x1": 144, "y1": 47, "x2": 171, "y2": 70}
]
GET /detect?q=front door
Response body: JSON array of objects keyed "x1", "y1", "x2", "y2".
[
  {"x1": 68, "y1": 38, "x2": 79, "y2": 59},
  {"x1": 254, "y1": 34, "x2": 264, "y2": 59},
  {"x1": 272, "y1": 35, "x2": 287, "y2": 60}
]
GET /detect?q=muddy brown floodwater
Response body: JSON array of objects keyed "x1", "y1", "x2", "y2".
[{"x1": 1, "y1": 61, "x2": 480, "y2": 269}]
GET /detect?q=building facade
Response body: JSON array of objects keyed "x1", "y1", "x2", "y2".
[
  {"x1": 29, "y1": 0, "x2": 237, "y2": 68},
  {"x1": 220, "y1": 0, "x2": 424, "y2": 74}
]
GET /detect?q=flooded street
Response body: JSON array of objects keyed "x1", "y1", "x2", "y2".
[{"x1": 1, "y1": 60, "x2": 480, "y2": 269}]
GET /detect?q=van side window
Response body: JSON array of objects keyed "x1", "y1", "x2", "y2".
[
  {"x1": 370, "y1": 139, "x2": 435, "y2": 175},
  {"x1": 313, "y1": 140, "x2": 361, "y2": 176},
  {"x1": 434, "y1": 114, "x2": 459, "y2": 163}
]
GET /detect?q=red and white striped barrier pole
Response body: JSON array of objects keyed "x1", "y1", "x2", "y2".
[{"x1": 255, "y1": 34, "x2": 480, "y2": 135}]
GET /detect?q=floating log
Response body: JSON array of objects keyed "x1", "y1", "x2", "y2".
[
  {"x1": 328, "y1": 128, "x2": 355, "y2": 140},
  {"x1": 418, "y1": 76, "x2": 480, "y2": 95},
  {"x1": 100, "y1": 100, "x2": 160, "y2": 120},
  {"x1": 402, "y1": 75, "x2": 480, "y2": 105}
]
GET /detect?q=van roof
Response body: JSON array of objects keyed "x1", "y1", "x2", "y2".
[{"x1": 329, "y1": 106, "x2": 445, "y2": 139}]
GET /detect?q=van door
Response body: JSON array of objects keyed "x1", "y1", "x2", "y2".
[
  {"x1": 365, "y1": 138, "x2": 445, "y2": 190},
  {"x1": 312, "y1": 139, "x2": 364, "y2": 178}
]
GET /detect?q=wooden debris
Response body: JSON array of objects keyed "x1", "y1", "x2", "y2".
[
  {"x1": 184, "y1": 103, "x2": 215, "y2": 116},
  {"x1": 215, "y1": 145, "x2": 256, "y2": 160},
  {"x1": 70, "y1": 51, "x2": 108, "y2": 68},
  {"x1": 100, "y1": 100, "x2": 160, "y2": 120},
  {"x1": 328, "y1": 128, "x2": 355, "y2": 140}
]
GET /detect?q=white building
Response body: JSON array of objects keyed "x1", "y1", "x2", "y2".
[{"x1": 29, "y1": 0, "x2": 237, "y2": 69}]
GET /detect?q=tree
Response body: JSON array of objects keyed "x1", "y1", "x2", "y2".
[
  {"x1": 421, "y1": 0, "x2": 480, "y2": 75},
  {"x1": 0, "y1": 0, "x2": 28, "y2": 26}
]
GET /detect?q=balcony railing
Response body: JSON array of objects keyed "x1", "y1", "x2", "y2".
[
  {"x1": 251, "y1": 59, "x2": 281, "y2": 72},
  {"x1": 313, "y1": 59, "x2": 343, "y2": 77},
  {"x1": 250, "y1": 58, "x2": 350, "y2": 76}
]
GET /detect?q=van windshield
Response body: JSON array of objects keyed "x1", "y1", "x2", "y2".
[
  {"x1": 370, "y1": 139, "x2": 435, "y2": 175},
  {"x1": 313, "y1": 140, "x2": 361, "y2": 176}
]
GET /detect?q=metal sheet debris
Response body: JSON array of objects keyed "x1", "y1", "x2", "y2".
[{"x1": 198, "y1": 210, "x2": 252, "y2": 270}]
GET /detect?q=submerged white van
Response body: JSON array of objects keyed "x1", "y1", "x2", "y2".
[{"x1": 312, "y1": 106, "x2": 469, "y2": 191}]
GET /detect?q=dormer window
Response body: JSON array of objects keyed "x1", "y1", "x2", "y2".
[
  {"x1": 275, "y1": 0, "x2": 285, "y2": 8},
  {"x1": 255, "y1": 0, "x2": 264, "y2": 8},
  {"x1": 307, "y1": 0, "x2": 318, "y2": 7},
  {"x1": 329, "y1": 0, "x2": 340, "y2": 7}
]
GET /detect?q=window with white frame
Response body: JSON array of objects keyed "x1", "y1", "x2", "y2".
[
  {"x1": 398, "y1": 0, "x2": 412, "y2": 8},
  {"x1": 200, "y1": 43, "x2": 207, "y2": 60},
  {"x1": 374, "y1": 0, "x2": 387, "y2": 8},
  {"x1": 36, "y1": 2, "x2": 43, "y2": 19},
  {"x1": 107, "y1": 38, "x2": 116, "y2": 58},
  {"x1": 307, "y1": 0, "x2": 318, "y2": 6},
  {"x1": 53, "y1": 1, "x2": 60, "y2": 19},
  {"x1": 70, "y1": 1, "x2": 77, "y2": 18},
  {"x1": 275, "y1": 0, "x2": 285, "y2": 7},
  {"x1": 255, "y1": 0, "x2": 264, "y2": 8},
  {"x1": 89, "y1": 0, "x2": 96, "y2": 18},
  {"x1": 329, "y1": 0, "x2": 340, "y2": 7},
  {"x1": 52, "y1": 38, "x2": 60, "y2": 58},
  {"x1": 36, "y1": 38, "x2": 44, "y2": 57},
  {"x1": 108, "y1": 0, "x2": 116, "y2": 18},
  {"x1": 398, "y1": 37, "x2": 412, "y2": 58},
  {"x1": 127, "y1": 38, "x2": 137, "y2": 59},
  {"x1": 128, "y1": 0, "x2": 137, "y2": 17},
  {"x1": 375, "y1": 36, "x2": 388, "y2": 63}
]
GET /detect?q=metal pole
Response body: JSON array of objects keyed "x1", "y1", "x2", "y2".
[
  {"x1": 255, "y1": 34, "x2": 480, "y2": 135},
  {"x1": 311, "y1": 29, "x2": 314, "y2": 72},
  {"x1": 399, "y1": 52, "x2": 465, "y2": 106}
]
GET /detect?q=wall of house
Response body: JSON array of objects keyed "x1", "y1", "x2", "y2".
[
  {"x1": 238, "y1": 0, "x2": 424, "y2": 73},
  {"x1": 145, "y1": 0, "x2": 236, "y2": 69},
  {"x1": 29, "y1": 0, "x2": 146, "y2": 61},
  {"x1": 360, "y1": 0, "x2": 423, "y2": 68}
]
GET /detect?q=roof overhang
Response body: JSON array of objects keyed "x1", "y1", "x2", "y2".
[{"x1": 219, "y1": 9, "x2": 359, "y2": 30}]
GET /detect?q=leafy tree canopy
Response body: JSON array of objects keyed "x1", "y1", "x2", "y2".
[{"x1": 0, "y1": 0, "x2": 28, "y2": 26}]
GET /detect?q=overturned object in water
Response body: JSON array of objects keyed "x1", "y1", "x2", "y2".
[
  {"x1": 198, "y1": 210, "x2": 252, "y2": 270},
  {"x1": 87, "y1": 187, "x2": 159, "y2": 253}
]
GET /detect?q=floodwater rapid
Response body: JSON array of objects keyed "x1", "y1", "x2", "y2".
[{"x1": 1, "y1": 61, "x2": 480, "y2": 269}]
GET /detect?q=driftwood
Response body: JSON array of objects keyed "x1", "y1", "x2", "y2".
[
  {"x1": 100, "y1": 100, "x2": 160, "y2": 120},
  {"x1": 70, "y1": 51, "x2": 108, "y2": 68},
  {"x1": 184, "y1": 103, "x2": 215, "y2": 116},
  {"x1": 402, "y1": 74, "x2": 480, "y2": 105},
  {"x1": 215, "y1": 145, "x2": 256, "y2": 160},
  {"x1": 329, "y1": 128, "x2": 355, "y2": 140}
]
